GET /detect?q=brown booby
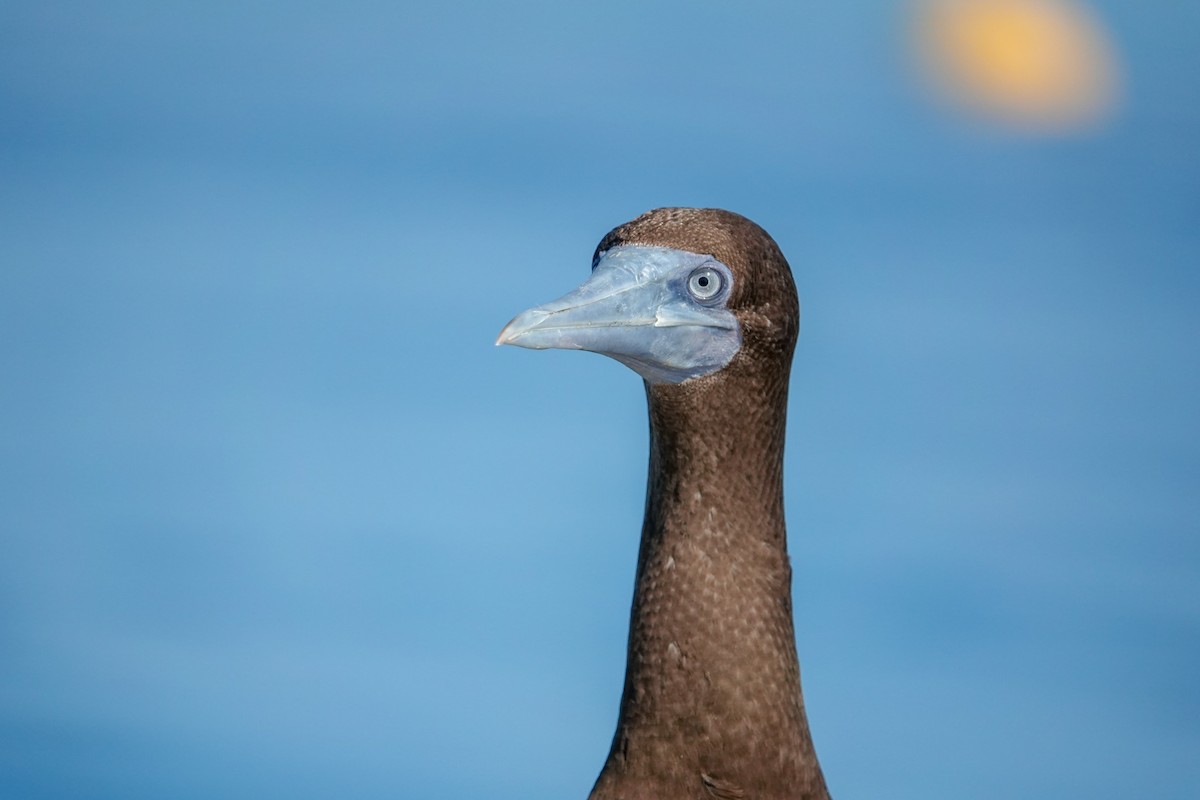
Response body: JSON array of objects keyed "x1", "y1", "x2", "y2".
[{"x1": 498, "y1": 208, "x2": 829, "y2": 800}]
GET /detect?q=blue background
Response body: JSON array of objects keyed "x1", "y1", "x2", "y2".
[{"x1": 2, "y1": 2, "x2": 1197, "y2": 798}]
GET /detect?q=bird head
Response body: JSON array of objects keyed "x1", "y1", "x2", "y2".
[{"x1": 497, "y1": 208, "x2": 798, "y2": 387}]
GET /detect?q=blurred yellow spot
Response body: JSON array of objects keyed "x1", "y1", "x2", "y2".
[{"x1": 912, "y1": 0, "x2": 1120, "y2": 131}]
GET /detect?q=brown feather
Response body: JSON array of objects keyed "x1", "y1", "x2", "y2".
[{"x1": 583, "y1": 209, "x2": 830, "y2": 800}]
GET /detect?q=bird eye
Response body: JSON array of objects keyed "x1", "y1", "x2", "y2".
[{"x1": 687, "y1": 266, "x2": 724, "y2": 302}]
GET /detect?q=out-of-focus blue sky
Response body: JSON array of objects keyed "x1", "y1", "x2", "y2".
[{"x1": 1, "y1": 2, "x2": 1197, "y2": 798}]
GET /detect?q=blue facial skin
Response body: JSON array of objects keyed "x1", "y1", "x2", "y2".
[{"x1": 497, "y1": 245, "x2": 742, "y2": 384}]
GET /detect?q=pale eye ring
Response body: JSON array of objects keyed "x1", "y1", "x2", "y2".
[{"x1": 687, "y1": 266, "x2": 724, "y2": 302}]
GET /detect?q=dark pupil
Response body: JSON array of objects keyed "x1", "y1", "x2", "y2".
[{"x1": 697, "y1": 276, "x2": 710, "y2": 288}]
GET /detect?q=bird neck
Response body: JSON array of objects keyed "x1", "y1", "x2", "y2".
[
  {"x1": 591, "y1": 370, "x2": 828, "y2": 800},
  {"x1": 646, "y1": 372, "x2": 789, "y2": 545}
]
